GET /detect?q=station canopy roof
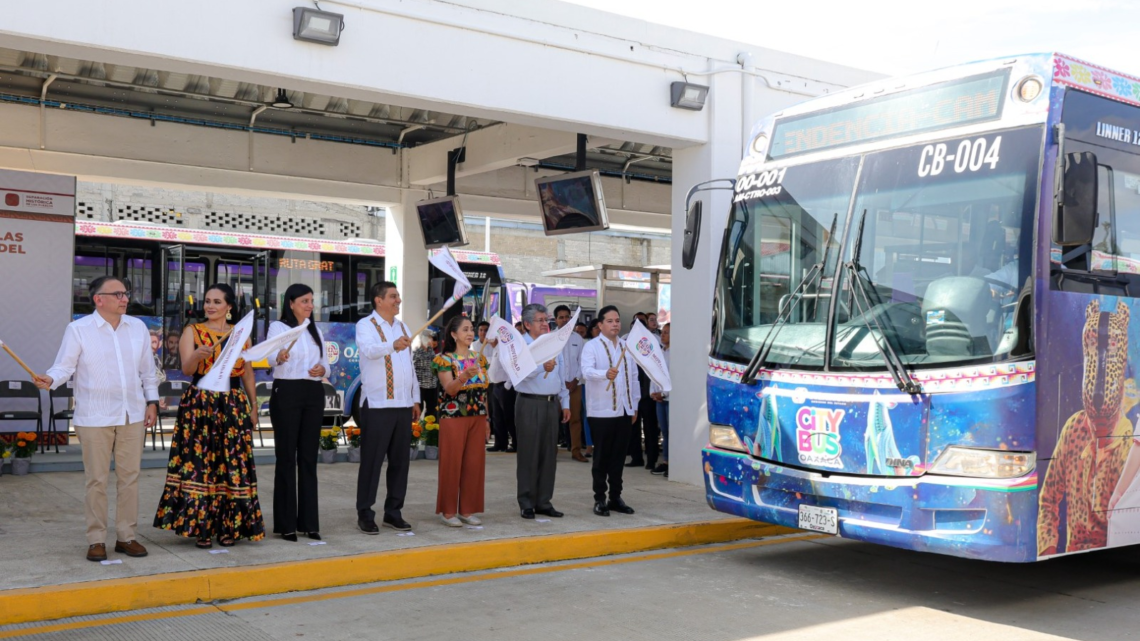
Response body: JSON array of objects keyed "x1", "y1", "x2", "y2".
[{"x1": 0, "y1": 47, "x2": 672, "y2": 184}]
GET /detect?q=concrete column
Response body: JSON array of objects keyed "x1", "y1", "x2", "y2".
[
  {"x1": 669, "y1": 71, "x2": 744, "y2": 487},
  {"x1": 385, "y1": 191, "x2": 429, "y2": 333}
]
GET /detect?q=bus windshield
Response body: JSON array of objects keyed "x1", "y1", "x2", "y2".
[{"x1": 714, "y1": 125, "x2": 1043, "y2": 370}]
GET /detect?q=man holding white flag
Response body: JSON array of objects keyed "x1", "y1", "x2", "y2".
[
  {"x1": 580, "y1": 305, "x2": 640, "y2": 517},
  {"x1": 35, "y1": 275, "x2": 159, "y2": 562},
  {"x1": 511, "y1": 304, "x2": 570, "y2": 519},
  {"x1": 355, "y1": 280, "x2": 420, "y2": 534}
]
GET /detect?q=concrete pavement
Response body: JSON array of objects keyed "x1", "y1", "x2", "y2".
[
  {"x1": 0, "y1": 446, "x2": 787, "y2": 625},
  {"x1": 6, "y1": 533, "x2": 1140, "y2": 641}
]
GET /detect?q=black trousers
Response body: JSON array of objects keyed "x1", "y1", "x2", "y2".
[
  {"x1": 639, "y1": 397, "x2": 661, "y2": 467},
  {"x1": 491, "y1": 383, "x2": 517, "y2": 449},
  {"x1": 590, "y1": 415, "x2": 633, "y2": 503},
  {"x1": 270, "y1": 379, "x2": 324, "y2": 534},
  {"x1": 355, "y1": 403, "x2": 413, "y2": 522}
]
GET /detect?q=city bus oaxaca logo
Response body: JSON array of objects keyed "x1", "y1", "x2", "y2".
[
  {"x1": 325, "y1": 341, "x2": 340, "y2": 365},
  {"x1": 636, "y1": 337, "x2": 653, "y2": 356},
  {"x1": 796, "y1": 406, "x2": 845, "y2": 469},
  {"x1": 3, "y1": 193, "x2": 18, "y2": 207}
]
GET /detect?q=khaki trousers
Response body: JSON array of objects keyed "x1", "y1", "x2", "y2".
[{"x1": 76, "y1": 421, "x2": 145, "y2": 545}]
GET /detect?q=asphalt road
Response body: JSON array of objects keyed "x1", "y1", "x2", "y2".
[{"x1": 4, "y1": 532, "x2": 1139, "y2": 640}]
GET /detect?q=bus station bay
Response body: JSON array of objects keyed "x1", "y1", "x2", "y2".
[{"x1": 0, "y1": 0, "x2": 879, "y2": 489}]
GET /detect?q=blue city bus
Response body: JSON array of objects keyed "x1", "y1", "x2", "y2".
[
  {"x1": 71, "y1": 220, "x2": 507, "y2": 429},
  {"x1": 697, "y1": 53, "x2": 1140, "y2": 562}
]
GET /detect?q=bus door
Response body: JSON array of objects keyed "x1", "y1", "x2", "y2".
[{"x1": 217, "y1": 251, "x2": 270, "y2": 337}]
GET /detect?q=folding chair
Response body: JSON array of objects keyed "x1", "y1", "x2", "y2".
[
  {"x1": 48, "y1": 382, "x2": 75, "y2": 453},
  {"x1": 155, "y1": 380, "x2": 189, "y2": 451},
  {"x1": 255, "y1": 381, "x2": 273, "y2": 447},
  {"x1": 0, "y1": 380, "x2": 44, "y2": 453}
]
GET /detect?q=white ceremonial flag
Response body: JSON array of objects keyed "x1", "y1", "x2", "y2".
[
  {"x1": 488, "y1": 316, "x2": 536, "y2": 387},
  {"x1": 429, "y1": 246, "x2": 473, "y2": 307},
  {"x1": 626, "y1": 319, "x2": 671, "y2": 393},
  {"x1": 197, "y1": 311, "x2": 256, "y2": 393},
  {"x1": 528, "y1": 306, "x2": 581, "y2": 365},
  {"x1": 240, "y1": 319, "x2": 311, "y2": 363}
]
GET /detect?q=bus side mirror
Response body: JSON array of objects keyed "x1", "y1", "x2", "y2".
[
  {"x1": 682, "y1": 200, "x2": 703, "y2": 270},
  {"x1": 1053, "y1": 151, "x2": 1098, "y2": 246}
]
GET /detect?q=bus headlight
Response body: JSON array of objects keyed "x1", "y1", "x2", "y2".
[
  {"x1": 929, "y1": 447, "x2": 1034, "y2": 478},
  {"x1": 710, "y1": 424, "x2": 747, "y2": 452},
  {"x1": 751, "y1": 133, "x2": 769, "y2": 156}
]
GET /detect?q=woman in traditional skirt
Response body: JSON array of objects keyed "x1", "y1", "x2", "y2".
[{"x1": 154, "y1": 283, "x2": 266, "y2": 548}]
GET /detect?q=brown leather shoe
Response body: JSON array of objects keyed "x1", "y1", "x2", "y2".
[
  {"x1": 86, "y1": 543, "x2": 107, "y2": 562},
  {"x1": 115, "y1": 540, "x2": 148, "y2": 557},
  {"x1": 573, "y1": 453, "x2": 589, "y2": 462}
]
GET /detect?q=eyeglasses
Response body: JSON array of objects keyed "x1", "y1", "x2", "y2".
[{"x1": 95, "y1": 291, "x2": 132, "y2": 300}]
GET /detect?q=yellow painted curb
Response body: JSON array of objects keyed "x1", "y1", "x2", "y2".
[{"x1": 0, "y1": 519, "x2": 791, "y2": 626}]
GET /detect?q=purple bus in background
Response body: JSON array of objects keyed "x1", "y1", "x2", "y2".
[{"x1": 71, "y1": 221, "x2": 507, "y2": 431}]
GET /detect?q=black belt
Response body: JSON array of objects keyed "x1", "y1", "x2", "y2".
[{"x1": 518, "y1": 392, "x2": 558, "y2": 403}]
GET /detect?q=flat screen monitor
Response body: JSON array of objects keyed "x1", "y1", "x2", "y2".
[
  {"x1": 415, "y1": 195, "x2": 469, "y2": 249},
  {"x1": 535, "y1": 170, "x2": 609, "y2": 236}
]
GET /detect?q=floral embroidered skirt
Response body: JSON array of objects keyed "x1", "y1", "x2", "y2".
[{"x1": 153, "y1": 385, "x2": 266, "y2": 541}]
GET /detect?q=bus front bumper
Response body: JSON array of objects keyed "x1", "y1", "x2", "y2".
[{"x1": 702, "y1": 448, "x2": 1039, "y2": 563}]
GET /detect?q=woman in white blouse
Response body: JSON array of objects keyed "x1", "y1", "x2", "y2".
[{"x1": 267, "y1": 284, "x2": 328, "y2": 542}]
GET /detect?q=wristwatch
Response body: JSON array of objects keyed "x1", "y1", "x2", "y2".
[{"x1": 147, "y1": 400, "x2": 160, "y2": 407}]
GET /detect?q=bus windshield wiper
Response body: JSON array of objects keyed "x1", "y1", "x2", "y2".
[
  {"x1": 843, "y1": 211, "x2": 922, "y2": 395},
  {"x1": 742, "y1": 213, "x2": 838, "y2": 384}
]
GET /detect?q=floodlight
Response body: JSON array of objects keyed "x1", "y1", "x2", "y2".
[
  {"x1": 670, "y1": 81, "x2": 709, "y2": 111},
  {"x1": 293, "y1": 7, "x2": 345, "y2": 46}
]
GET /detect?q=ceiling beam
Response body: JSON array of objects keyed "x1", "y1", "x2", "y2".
[{"x1": 405, "y1": 123, "x2": 582, "y2": 186}]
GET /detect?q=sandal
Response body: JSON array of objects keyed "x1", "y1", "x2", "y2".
[
  {"x1": 218, "y1": 536, "x2": 236, "y2": 547},
  {"x1": 196, "y1": 538, "x2": 213, "y2": 549}
]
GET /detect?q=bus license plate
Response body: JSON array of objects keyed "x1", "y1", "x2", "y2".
[{"x1": 798, "y1": 505, "x2": 838, "y2": 535}]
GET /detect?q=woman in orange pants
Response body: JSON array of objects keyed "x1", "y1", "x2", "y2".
[{"x1": 432, "y1": 316, "x2": 490, "y2": 527}]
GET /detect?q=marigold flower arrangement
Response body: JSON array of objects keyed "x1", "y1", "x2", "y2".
[
  {"x1": 345, "y1": 427, "x2": 361, "y2": 448},
  {"x1": 410, "y1": 420, "x2": 423, "y2": 446},
  {"x1": 12, "y1": 432, "x2": 37, "y2": 458},
  {"x1": 318, "y1": 428, "x2": 339, "y2": 451},
  {"x1": 423, "y1": 415, "x2": 439, "y2": 447}
]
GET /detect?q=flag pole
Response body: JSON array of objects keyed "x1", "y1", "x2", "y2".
[
  {"x1": 412, "y1": 303, "x2": 453, "y2": 340},
  {"x1": 606, "y1": 345, "x2": 628, "y2": 391},
  {"x1": 1, "y1": 343, "x2": 39, "y2": 379}
]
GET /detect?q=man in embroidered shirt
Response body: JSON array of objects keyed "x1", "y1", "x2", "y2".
[
  {"x1": 512, "y1": 304, "x2": 571, "y2": 519},
  {"x1": 35, "y1": 276, "x2": 159, "y2": 562},
  {"x1": 354, "y1": 281, "x2": 421, "y2": 534},
  {"x1": 580, "y1": 305, "x2": 641, "y2": 516}
]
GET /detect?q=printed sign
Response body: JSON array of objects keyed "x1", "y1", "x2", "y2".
[{"x1": 795, "y1": 406, "x2": 845, "y2": 469}]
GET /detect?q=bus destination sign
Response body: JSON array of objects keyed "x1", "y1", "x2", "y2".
[{"x1": 769, "y1": 69, "x2": 1010, "y2": 160}]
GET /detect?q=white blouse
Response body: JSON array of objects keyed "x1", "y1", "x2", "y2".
[{"x1": 267, "y1": 321, "x2": 327, "y2": 382}]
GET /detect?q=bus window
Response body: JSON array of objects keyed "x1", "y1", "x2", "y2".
[
  {"x1": 352, "y1": 258, "x2": 386, "y2": 321},
  {"x1": 320, "y1": 256, "x2": 348, "y2": 323},
  {"x1": 272, "y1": 251, "x2": 323, "y2": 319},
  {"x1": 73, "y1": 253, "x2": 112, "y2": 315},
  {"x1": 123, "y1": 252, "x2": 156, "y2": 317},
  {"x1": 218, "y1": 261, "x2": 258, "y2": 318}
]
